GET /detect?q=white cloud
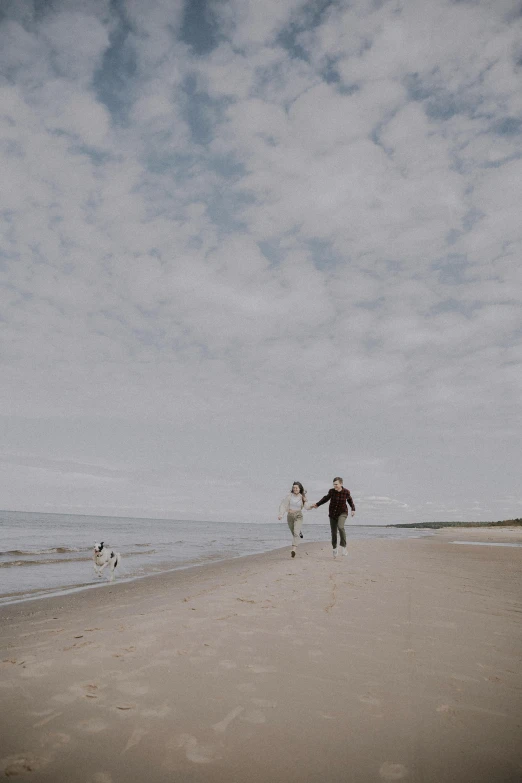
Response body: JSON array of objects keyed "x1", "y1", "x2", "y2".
[
  {"x1": 210, "y1": 0, "x2": 307, "y2": 47},
  {"x1": 44, "y1": 88, "x2": 111, "y2": 146},
  {"x1": 40, "y1": 11, "x2": 110, "y2": 83}
]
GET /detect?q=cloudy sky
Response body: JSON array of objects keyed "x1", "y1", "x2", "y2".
[{"x1": 1, "y1": 0, "x2": 520, "y2": 525}]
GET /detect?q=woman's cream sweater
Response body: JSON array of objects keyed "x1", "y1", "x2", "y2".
[{"x1": 279, "y1": 493, "x2": 309, "y2": 515}]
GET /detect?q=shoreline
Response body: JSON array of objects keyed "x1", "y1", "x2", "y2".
[
  {"x1": 1, "y1": 532, "x2": 521, "y2": 782},
  {"x1": 0, "y1": 545, "x2": 294, "y2": 611},
  {"x1": 0, "y1": 525, "x2": 435, "y2": 610},
  {"x1": 2, "y1": 524, "x2": 518, "y2": 620},
  {"x1": 0, "y1": 544, "x2": 292, "y2": 619},
  {"x1": 9, "y1": 518, "x2": 514, "y2": 612}
]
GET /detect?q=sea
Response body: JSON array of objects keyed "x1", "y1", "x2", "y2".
[{"x1": 0, "y1": 510, "x2": 433, "y2": 606}]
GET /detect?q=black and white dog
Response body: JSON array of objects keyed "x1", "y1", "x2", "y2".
[{"x1": 93, "y1": 542, "x2": 121, "y2": 582}]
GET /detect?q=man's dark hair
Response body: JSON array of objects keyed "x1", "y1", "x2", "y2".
[{"x1": 333, "y1": 477, "x2": 343, "y2": 484}]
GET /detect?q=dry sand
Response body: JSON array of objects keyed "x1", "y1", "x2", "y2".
[{"x1": 1, "y1": 529, "x2": 521, "y2": 783}]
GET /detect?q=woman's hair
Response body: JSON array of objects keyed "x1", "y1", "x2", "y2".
[{"x1": 291, "y1": 481, "x2": 306, "y2": 501}]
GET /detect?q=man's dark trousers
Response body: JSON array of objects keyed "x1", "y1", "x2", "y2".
[{"x1": 330, "y1": 514, "x2": 348, "y2": 548}]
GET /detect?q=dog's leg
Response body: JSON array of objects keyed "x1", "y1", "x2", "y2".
[
  {"x1": 109, "y1": 555, "x2": 119, "y2": 582},
  {"x1": 98, "y1": 561, "x2": 110, "y2": 579}
]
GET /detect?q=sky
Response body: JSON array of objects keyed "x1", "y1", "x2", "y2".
[{"x1": 0, "y1": 0, "x2": 521, "y2": 525}]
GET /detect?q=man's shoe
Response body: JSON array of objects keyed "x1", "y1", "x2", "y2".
[
  {"x1": 340, "y1": 546, "x2": 348, "y2": 556},
  {"x1": 291, "y1": 550, "x2": 296, "y2": 558},
  {"x1": 332, "y1": 548, "x2": 338, "y2": 558}
]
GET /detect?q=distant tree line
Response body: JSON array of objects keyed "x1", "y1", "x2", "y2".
[{"x1": 388, "y1": 519, "x2": 522, "y2": 529}]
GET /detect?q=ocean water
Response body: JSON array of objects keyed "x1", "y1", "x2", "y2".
[{"x1": 0, "y1": 510, "x2": 432, "y2": 606}]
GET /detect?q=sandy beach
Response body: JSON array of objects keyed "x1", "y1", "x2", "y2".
[{"x1": 1, "y1": 528, "x2": 521, "y2": 783}]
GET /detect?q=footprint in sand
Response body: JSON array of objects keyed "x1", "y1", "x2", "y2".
[
  {"x1": 90, "y1": 773, "x2": 113, "y2": 783},
  {"x1": 451, "y1": 673, "x2": 480, "y2": 683},
  {"x1": 33, "y1": 711, "x2": 63, "y2": 728},
  {"x1": 242, "y1": 709, "x2": 266, "y2": 724},
  {"x1": 140, "y1": 705, "x2": 172, "y2": 719},
  {"x1": 174, "y1": 734, "x2": 222, "y2": 764},
  {"x1": 39, "y1": 732, "x2": 70, "y2": 753},
  {"x1": 116, "y1": 681, "x2": 149, "y2": 695},
  {"x1": 122, "y1": 728, "x2": 149, "y2": 754},
  {"x1": 359, "y1": 695, "x2": 381, "y2": 706},
  {"x1": 251, "y1": 698, "x2": 277, "y2": 708},
  {"x1": 53, "y1": 682, "x2": 102, "y2": 704},
  {"x1": 52, "y1": 691, "x2": 78, "y2": 704},
  {"x1": 436, "y1": 704, "x2": 457, "y2": 724},
  {"x1": 379, "y1": 761, "x2": 409, "y2": 780},
  {"x1": 219, "y1": 660, "x2": 237, "y2": 669},
  {"x1": 19, "y1": 660, "x2": 55, "y2": 679},
  {"x1": 135, "y1": 635, "x2": 157, "y2": 648},
  {"x1": 2, "y1": 753, "x2": 46, "y2": 777},
  {"x1": 70, "y1": 657, "x2": 92, "y2": 668},
  {"x1": 236, "y1": 683, "x2": 256, "y2": 694},
  {"x1": 76, "y1": 718, "x2": 109, "y2": 734},
  {"x1": 3, "y1": 733, "x2": 70, "y2": 775},
  {"x1": 31, "y1": 708, "x2": 57, "y2": 717},
  {"x1": 212, "y1": 706, "x2": 244, "y2": 733}
]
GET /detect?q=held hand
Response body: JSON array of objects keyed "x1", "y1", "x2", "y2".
[{"x1": 278, "y1": 515, "x2": 283, "y2": 520}]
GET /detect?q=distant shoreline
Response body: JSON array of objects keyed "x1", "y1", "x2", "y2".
[
  {"x1": 389, "y1": 519, "x2": 522, "y2": 529},
  {"x1": 3, "y1": 508, "x2": 521, "y2": 528}
]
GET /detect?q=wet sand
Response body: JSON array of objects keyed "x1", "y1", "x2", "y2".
[{"x1": 1, "y1": 529, "x2": 521, "y2": 782}]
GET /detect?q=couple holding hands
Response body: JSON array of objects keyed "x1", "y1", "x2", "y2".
[{"x1": 278, "y1": 477, "x2": 356, "y2": 559}]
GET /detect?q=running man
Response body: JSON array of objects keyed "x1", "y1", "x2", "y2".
[{"x1": 309, "y1": 477, "x2": 356, "y2": 558}]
